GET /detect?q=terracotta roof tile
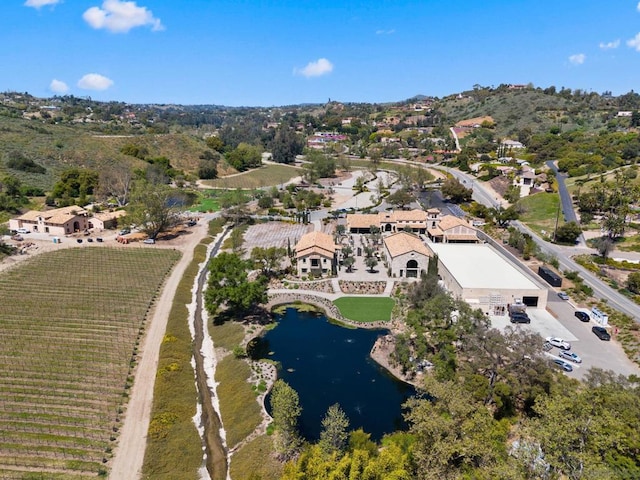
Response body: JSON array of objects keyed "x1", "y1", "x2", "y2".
[{"x1": 384, "y1": 232, "x2": 432, "y2": 258}]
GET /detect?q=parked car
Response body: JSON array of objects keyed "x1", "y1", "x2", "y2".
[
  {"x1": 119, "y1": 228, "x2": 131, "y2": 235},
  {"x1": 574, "y1": 311, "x2": 590, "y2": 322},
  {"x1": 553, "y1": 358, "x2": 574, "y2": 372},
  {"x1": 16, "y1": 228, "x2": 29, "y2": 234},
  {"x1": 592, "y1": 326, "x2": 611, "y2": 341},
  {"x1": 557, "y1": 291, "x2": 569, "y2": 300},
  {"x1": 545, "y1": 337, "x2": 571, "y2": 350},
  {"x1": 143, "y1": 238, "x2": 155, "y2": 244},
  {"x1": 559, "y1": 351, "x2": 582, "y2": 363},
  {"x1": 510, "y1": 313, "x2": 531, "y2": 324}
]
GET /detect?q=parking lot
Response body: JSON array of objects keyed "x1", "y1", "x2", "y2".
[{"x1": 491, "y1": 294, "x2": 640, "y2": 379}]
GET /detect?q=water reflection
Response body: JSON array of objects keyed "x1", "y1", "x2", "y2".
[{"x1": 260, "y1": 307, "x2": 416, "y2": 441}]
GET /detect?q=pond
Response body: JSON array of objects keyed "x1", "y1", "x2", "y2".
[{"x1": 253, "y1": 307, "x2": 416, "y2": 442}]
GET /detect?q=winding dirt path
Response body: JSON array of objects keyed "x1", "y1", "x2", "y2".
[{"x1": 109, "y1": 220, "x2": 212, "y2": 479}]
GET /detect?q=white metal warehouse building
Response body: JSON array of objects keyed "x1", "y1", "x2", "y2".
[{"x1": 427, "y1": 243, "x2": 548, "y2": 315}]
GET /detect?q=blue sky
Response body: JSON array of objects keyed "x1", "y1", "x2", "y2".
[{"x1": 3, "y1": 0, "x2": 640, "y2": 106}]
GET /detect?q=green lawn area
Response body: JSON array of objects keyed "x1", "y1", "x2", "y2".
[
  {"x1": 516, "y1": 192, "x2": 562, "y2": 237},
  {"x1": 189, "y1": 191, "x2": 221, "y2": 212},
  {"x1": 333, "y1": 296, "x2": 395, "y2": 322},
  {"x1": 202, "y1": 164, "x2": 303, "y2": 189}
]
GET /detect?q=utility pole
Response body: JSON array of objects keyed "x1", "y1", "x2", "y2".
[{"x1": 553, "y1": 201, "x2": 561, "y2": 243}]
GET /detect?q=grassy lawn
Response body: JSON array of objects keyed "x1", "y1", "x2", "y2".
[
  {"x1": 189, "y1": 190, "x2": 221, "y2": 212},
  {"x1": 0, "y1": 247, "x2": 180, "y2": 478},
  {"x1": 202, "y1": 164, "x2": 303, "y2": 189},
  {"x1": 211, "y1": 321, "x2": 245, "y2": 351},
  {"x1": 333, "y1": 296, "x2": 395, "y2": 322},
  {"x1": 516, "y1": 192, "x2": 562, "y2": 238}
]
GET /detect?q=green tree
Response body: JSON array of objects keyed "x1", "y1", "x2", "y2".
[
  {"x1": 440, "y1": 177, "x2": 472, "y2": 203},
  {"x1": 405, "y1": 376, "x2": 511, "y2": 479},
  {"x1": 271, "y1": 127, "x2": 305, "y2": 164},
  {"x1": 490, "y1": 205, "x2": 519, "y2": 228},
  {"x1": 126, "y1": 181, "x2": 183, "y2": 239},
  {"x1": 527, "y1": 372, "x2": 640, "y2": 479},
  {"x1": 554, "y1": 221, "x2": 582, "y2": 244},
  {"x1": 626, "y1": 271, "x2": 640, "y2": 294},
  {"x1": 386, "y1": 187, "x2": 415, "y2": 209},
  {"x1": 205, "y1": 135, "x2": 225, "y2": 152},
  {"x1": 51, "y1": 167, "x2": 99, "y2": 203},
  {"x1": 304, "y1": 150, "x2": 336, "y2": 182},
  {"x1": 250, "y1": 246, "x2": 286, "y2": 275},
  {"x1": 271, "y1": 380, "x2": 303, "y2": 460},
  {"x1": 319, "y1": 403, "x2": 350, "y2": 454},
  {"x1": 593, "y1": 236, "x2": 614, "y2": 260},
  {"x1": 365, "y1": 256, "x2": 378, "y2": 272},
  {"x1": 503, "y1": 184, "x2": 521, "y2": 204},
  {"x1": 204, "y1": 252, "x2": 268, "y2": 315},
  {"x1": 225, "y1": 143, "x2": 262, "y2": 171}
]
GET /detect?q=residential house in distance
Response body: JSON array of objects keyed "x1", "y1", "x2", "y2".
[
  {"x1": 384, "y1": 231, "x2": 432, "y2": 278},
  {"x1": 500, "y1": 139, "x2": 525, "y2": 150},
  {"x1": 295, "y1": 231, "x2": 339, "y2": 277},
  {"x1": 427, "y1": 215, "x2": 479, "y2": 243},
  {"x1": 9, "y1": 206, "x2": 89, "y2": 236}
]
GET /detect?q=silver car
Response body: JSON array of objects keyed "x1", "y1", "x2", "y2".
[{"x1": 559, "y1": 351, "x2": 582, "y2": 363}]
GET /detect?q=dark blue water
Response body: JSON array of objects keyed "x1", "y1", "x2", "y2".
[{"x1": 256, "y1": 308, "x2": 416, "y2": 442}]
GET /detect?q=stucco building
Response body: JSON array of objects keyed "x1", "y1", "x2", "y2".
[
  {"x1": 347, "y1": 209, "x2": 428, "y2": 234},
  {"x1": 383, "y1": 231, "x2": 432, "y2": 278},
  {"x1": 9, "y1": 206, "x2": 89, "y2": 236},
  {"x1": 427, "y1": 214, "x2": 479, "y2": 243},
  {"x1": 295, "y1": 231, "x2": 338, "y2": 277}
]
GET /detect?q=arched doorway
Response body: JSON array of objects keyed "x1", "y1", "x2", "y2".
[
  {"x1": 406, "y1": 259, "x2": 419, "y2": 278},
  {"x1": 73, "y1": 221, "x2": 80, "y2": 232}
]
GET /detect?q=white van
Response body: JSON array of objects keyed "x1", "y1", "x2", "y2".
[{"x1": 16, "y1": 228, "x2": 29, "y2": 234}]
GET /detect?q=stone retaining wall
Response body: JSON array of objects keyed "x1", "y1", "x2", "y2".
[{"x1": 265, "y1": 292, "x2": 389, "y2": 330}]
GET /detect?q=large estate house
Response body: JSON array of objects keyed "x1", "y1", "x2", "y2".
[
  {"x1": 9, "y1": 206, "x2": 89, "y2": 236},
  {"x1": 346, "y1": 209, "x2": 428, "y2": 234},
  {"x1": 383, "y1": 231, "x2": 432, "y2": 278},
  {"x1": 295, "y1": 231, "x2": 339, "y2": 277}
]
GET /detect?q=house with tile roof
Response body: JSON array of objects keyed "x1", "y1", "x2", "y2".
[
  {"x1": 427, "y1": 214, "x2": 479, "y2": 243},
  {"x1": 346, "y1": 209, "x2": 428, "y2": 234},
  {"x1": 88, "y1": 210, "x2": 127, "y2": 230},
  {"x1": 295, "y1": 231, "x2": 339, "y2": 277},
  {"x1": 383, "y1": 231, "x2": 432, "y2": 278},
  {"x1": 9, "y1": 206, "x2": 89, "y2": 236}
]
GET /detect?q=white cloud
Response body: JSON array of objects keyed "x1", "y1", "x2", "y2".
[
  {"x1": 599, "y1": 39, "x2": 620, "y2": 50},
  {"x1": 568, "y1": 53, "x2": 586, "y2": 65},
  {"x1": 376, "y1": 29, "x2": 395, "y2": 35},
  {"x1": 83, "y1": 0, "x2": 164, "y2": 33},
  {"x1": 637, "y1": 1, "x2": 640, "y2": 12},
  {"x1": 49, "y1": 79, "x2": 69, "y2": 93},
  {"x1": 24, "y1": 0, "x2": 61, "y2": 8},
  {"x1": 294, "y1": 58, "x2": 334, "y2": 78},
  {"x1": 77, "y1": 73, "x2": 114, "y2": 91},
  {"x1": 627, "y1": 33, "x2": 640, "y2": 51}
]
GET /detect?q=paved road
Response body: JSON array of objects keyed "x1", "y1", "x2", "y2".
[{"x1": 546, "y1": 160, "x2": 585, "y2": 245}]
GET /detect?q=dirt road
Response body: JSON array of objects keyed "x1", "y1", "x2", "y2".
[{"x1": 109, "y1": 219, "x2": 213, "y2": 479}]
